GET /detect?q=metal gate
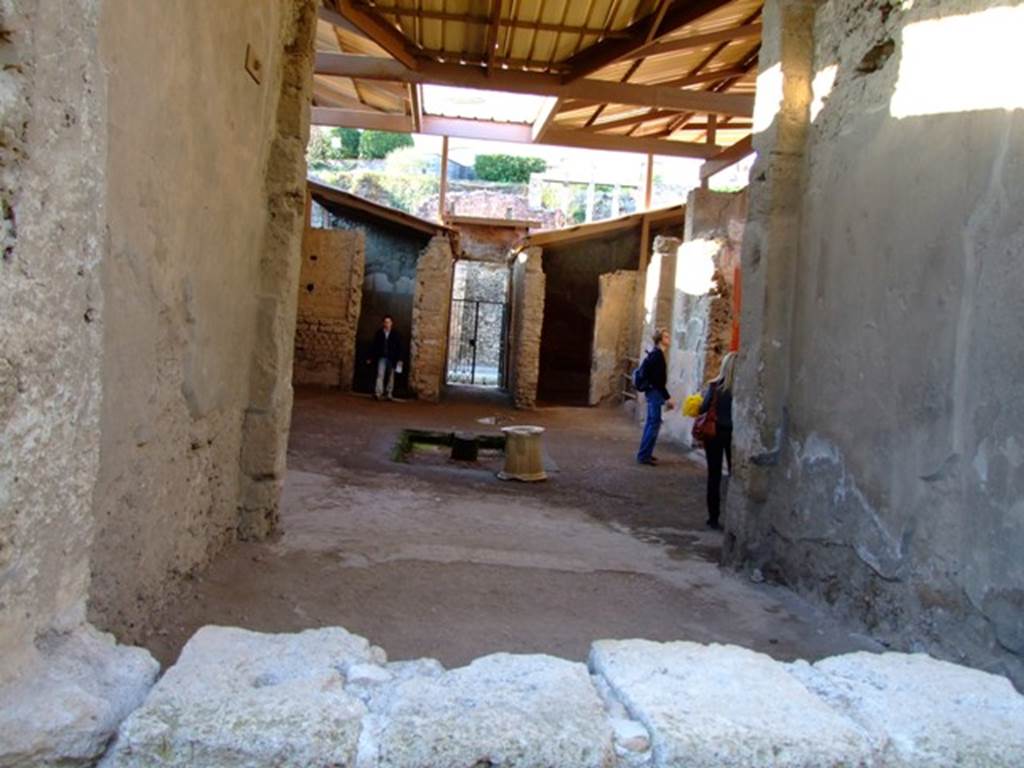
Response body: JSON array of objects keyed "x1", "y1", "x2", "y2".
[{"x1": 446, "y1": 299, "x2": 508, "y2": 387}]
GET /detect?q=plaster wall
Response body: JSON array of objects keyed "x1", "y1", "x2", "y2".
[
  {"x1": 89, "y1": 0, "x2": 315, "y2": 639},
  {"x1": 0, "y1": 0, "x2": 107, "y2": 679},
  {"x1": 326, "y1": 212, "x2": 427, "y2": 394},
  {"x1": 293, "y1": 224, "x2": 365, "y2": 388},
  {"x1": 728, "y1": 0, "x2": 1024, "y2": 686},
  {"x1": 590, "y1": 271, "x2": 638, "y2": 405},
  {"x1": 662, "y1": 189, "x2": 746, "y2": 445}
]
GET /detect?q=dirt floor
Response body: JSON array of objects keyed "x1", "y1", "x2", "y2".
[{"x1": 143, "y1": 385, "x2": 878, "y2": 668}]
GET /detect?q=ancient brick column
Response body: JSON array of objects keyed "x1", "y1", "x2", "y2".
[
  {"x1": 510, "y1": 247, "x2": 545, "y2": 409},
  {"x1": 410, "y1": 234, "x2": 455, "y2": 402}
]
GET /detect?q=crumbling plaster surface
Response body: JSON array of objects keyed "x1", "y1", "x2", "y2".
[
  {"x1": 728, "y1": 0, "x2": 1024, "y2": 687},
  {"x1": 661, "y1": 189, "x2": 746, "y2": 445},
  {"x1": 509, "y1": 247, "x2": 545, "y2": 408},
  {"x1": 0, "y1": 0, "x2": 107, "y2": 681},
  {"x1": 409, "y1": 235, "x2": 455, "y2": 401},
  {"x1": 590, "y1": 271, "x2": 638, "y2": 405},
  {"x1": 293, "y1": 223, "x2": 365, "y2": 388},
  {"x1": 89, "y1": 0, "x2": 316, "y2": 638}
]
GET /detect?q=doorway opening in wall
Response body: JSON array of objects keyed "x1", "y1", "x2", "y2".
[{"x1": 446, "y1": 260, "x2": 510, "y2": 388}]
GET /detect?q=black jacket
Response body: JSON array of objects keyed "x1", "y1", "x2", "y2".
[
  {"x1": 643, "y1": 347, "x2": 671, "y2": 401},
  {"x1": 700, "y1": 381, "x2": 733, "y2": 429},
  {"x1": 371, "y1": 328, "x2": 402, "y2": 364}
]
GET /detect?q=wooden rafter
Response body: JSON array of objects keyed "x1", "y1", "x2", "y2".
[
  {"x1": 699, "y1": 135, "x2": 754, "y2": 181},
  {"x1": 485, "y1": 0, "x2": 503, "y2": 69},
  {"x1": 408, "y1": 83, "x2": 422, "y2": 132},
  {"x1": 531, "y1": 97, "x2": 562, "y2": 141},
  {"x1": 334, "y1": 0, "x2": 422, "y2": 69},
  {"x1": 366, "y1": 4, "x2": 631, "y2": 37},
  {"x1": 315, "y1": 53, "x2": 755, "y2": 117},
  {"x1": 311, "y1": 108, "x2": 723, "y2": 158},
  {"x1": 561, "y1": 0, "x2": 734, "y2": 83},
  {"x1": 619, "y1": 22, "x2": 763, "y2": 62}
]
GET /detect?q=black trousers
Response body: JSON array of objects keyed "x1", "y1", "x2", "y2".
[{"x1": 705, "y1": 427, "x2": 733, "y2": 524}]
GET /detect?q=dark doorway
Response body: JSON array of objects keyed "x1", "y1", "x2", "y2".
[
  {"x1": 446, "y1": 261, "x2": 510, "y2": 388},
  {"x1": 537, "y1": 228, "x2": 641, "y2": 405}
]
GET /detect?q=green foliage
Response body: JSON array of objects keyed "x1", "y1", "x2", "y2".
[
  {"x1": 358, "y1": 130, "x2": 414, "y2": 159},
  {"x1": 337, "y1": 127, "x2": 361, "y2": 158},
  {"x1": 306, "y1": 127, "x2": 361, "y2": 169},
  {"x1": 474, "y1": 154, "x2": 547, "y2": 183}
]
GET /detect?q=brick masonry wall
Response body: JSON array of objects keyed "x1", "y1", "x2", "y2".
[{"x1": 293, "y1": 224, "x2": 365, "y2": 388}]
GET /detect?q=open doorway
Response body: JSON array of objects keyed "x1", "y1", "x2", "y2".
[{"x1": 446, "y1": 260, "x2": 510, "y2": 388}]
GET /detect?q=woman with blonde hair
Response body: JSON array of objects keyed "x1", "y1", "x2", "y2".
[{"x1": 698, "y1": 351, "x2": 736, "y2": 530}]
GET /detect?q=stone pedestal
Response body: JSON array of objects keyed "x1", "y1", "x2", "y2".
[{"x1": 498, "y1": 426, "x2": 547, "y2": 482}]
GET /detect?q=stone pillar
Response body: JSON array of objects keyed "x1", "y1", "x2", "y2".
[
  {"x1": 639, "y1": 235, "x2": 681, "y2": 360},
  {"x1": 238, "y1": 0, "x2": 318, "y2": 541},
  {"x1": 510, "y1": 247, "x2": 545, "y2": 408},
  {"x1": 590, "y1": 270, "x2": 638, "y2": 405},
  {"x1": 410, "y1": 234, "x2": 455, "y2": 402},
  {"x1": 292, "y1": 224, "x2": 365, "y2": 389},
  {"x1": 724, "y1": 0, "x2": 815, "y2": 554}
]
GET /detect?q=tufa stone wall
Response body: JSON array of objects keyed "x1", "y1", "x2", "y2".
[
  {"x1": 509, "y1": 248, "x2": 545, "y2": 408},
  {"x1": 88, "y1": 0, "x2": 317, "y2": 638},
  {"x1": 101, "y1": 624, "x2": 1024, "y2": 768},
  {"x1": 590, "y1": 271, "x2": 638, "y2": 405},
  {"x1": 293, "y1": 221, "x2": 365, "y2": 388},
  {"x1": 0, "y1": 0, "x2": 108, "y2": 679},
  {"x1": 409, "y1": 235, "x2": 455, "y2": 402},
  {"x1": 727, "y1": 0, "x2": 1024, "y2": 687}
]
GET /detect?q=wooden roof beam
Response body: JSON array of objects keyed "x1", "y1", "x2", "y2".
[
  {"x1": 485, "y1": 0, "x2": 503, "y2": 69},
  {"x1": 367, "y1": 5, "x2": 629, "y2": 37},
  {"x1": 531, "y1": 97, "x2": 562, "y2": 141},
  {"x1": 334, "y1": 0, "x2": 422, "y2": 69},
  {"x1": 311, "y1": 108, "x2": 722, "y2": 158},
  {"x1": 618, "y1": 22, "x2": 763, "y2": 62},
  {"x1": 315, "y1": 53, "x2": 755, "y2": 117},
  {"x1": 560, "y1": 0, "x2": 735, "y2": 83},
  {"x1": 699, "y1": 135, "x2": 754, "y2": 181}
]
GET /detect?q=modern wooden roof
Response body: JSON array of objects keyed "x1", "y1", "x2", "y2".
[
  {"x1": 308, "y1": 178, "x2": 452, "y2": 236},
  {"x1": 313, "y1": 0, "x2": 760, "y2": 172},
  {"x1": 514, "y1": 203, "x2": 684, "y2": 249}
]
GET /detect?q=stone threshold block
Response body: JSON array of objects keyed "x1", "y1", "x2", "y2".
[
  {"x1": 589, "y1": 639, "x2": 872, "y2": 767},
  {"x1": 0, "y1": 625, "x2": 158, "y2": 768},
  {"x1": 789, "y1": 652, "x2": 1024, "y2": 767},
  {"x1": 360, "y1": 653, "x2": 615, "y2": 768},
  {"x1": 99, "y1": 626, "x2": 384, "y2": 768}
]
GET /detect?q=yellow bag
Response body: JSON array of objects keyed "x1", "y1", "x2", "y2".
[{"x1": 683, "y1": 393, "x2": 703, "y2": 418}]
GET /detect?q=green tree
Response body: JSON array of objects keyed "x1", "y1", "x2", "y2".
[
  {"x1": 474, "y1": 154, "x2": 547, "y2": 183},
  {"x1": 358, "y1": 130, "x2": 414, "y2": 159},
  {"x1": 306, "y1": 127, "x2": 361, "y2": 169}
]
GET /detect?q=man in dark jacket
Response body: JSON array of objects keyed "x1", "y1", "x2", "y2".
[
  {"x1": 636, "y1": 328, "x2": 675, "y2": 465},
  {"x1": 368, "y1": 315, "x2": 402, "y2": 400}
]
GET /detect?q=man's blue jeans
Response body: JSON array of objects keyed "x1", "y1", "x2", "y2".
[{"x1": 637, "y1": 391, "x2": 664, "y2": 462}]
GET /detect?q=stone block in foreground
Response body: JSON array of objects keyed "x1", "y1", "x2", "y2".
[
  {"x1": 100, "y1": 626, "x2": 378, "y2": 768},
  {"x1": 0, "y1": 625, "x2": 158, "y2": 768},
  {"x1": 363, "y1": 653, "x2": 616, "y2": 768},
  {"x1": 790, "y1": 652, "x2": 1024, "y2": 767},
  {"x1": 589, "y1": 639, "x2": 872, "y2": 768}
]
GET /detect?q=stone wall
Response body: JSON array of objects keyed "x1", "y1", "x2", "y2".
[
  {"x1": 89, "y1": 0, "x2": 316, "y2": 638},
  {"x1": 0, "y1": 0, "x2": 108, "y2": 680},
  {"x1": 293, "y1": 223, "x2": 364, "y2": 388},
  {"x1": 661, "y1": 189, "x2": 747, "y2": 445},
  {"x1": 590, "y1": 271, "x2": 638, "y2": 405},
  {"x1": 456, "y1": 222, "x2": 528, "y2": 263},
  {"x1": 410, "y1": 235, "x2": 455, "y2": 402},
  {"x1": 727, "y1": 0, "x2": 1024, "y2": 687},
  {"x1": 101, "y1": 624, "x2": 1024, "y2": 768},
  {"x1": 509, "y1": 248, "x2": 545, "y2": 408}
]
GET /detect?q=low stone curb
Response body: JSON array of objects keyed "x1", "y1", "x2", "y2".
[{"x1": 86, "y1": 625, "x2": 1024, "y2": 767}]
